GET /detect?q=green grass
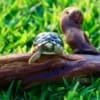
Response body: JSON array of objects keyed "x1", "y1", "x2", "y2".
[{"x1": 0, "y1": 0, "x2": 100, "y2": 99}]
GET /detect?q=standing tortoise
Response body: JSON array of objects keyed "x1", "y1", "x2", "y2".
[{"x1": 29, "y1": 32, "x2": 64, "y2": 63}]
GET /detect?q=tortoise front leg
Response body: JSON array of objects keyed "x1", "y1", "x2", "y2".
[{"x1": 29, "y1": 50, "x2": 41, "y2": 64}]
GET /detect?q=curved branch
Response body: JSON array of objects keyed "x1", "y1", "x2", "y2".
[{"x1": 0, "y1": 53, "x2": 100, "y2": 89}]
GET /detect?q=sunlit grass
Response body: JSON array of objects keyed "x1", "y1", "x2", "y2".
[{"x1": 0, "y1": 0, "x2": 100, "y2": 99}]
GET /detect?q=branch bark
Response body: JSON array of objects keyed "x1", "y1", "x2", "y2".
[{"x1": 0, "y1": 53, "x2": 100, "y2": 89}]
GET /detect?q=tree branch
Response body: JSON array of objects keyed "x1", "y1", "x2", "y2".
[{"x1": 0, "y1": 53, "x2": 100, "y2": 89}]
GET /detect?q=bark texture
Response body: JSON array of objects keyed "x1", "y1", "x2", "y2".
[{"x1": 0, "y1": 53, "x2": 100, "y2": 89}]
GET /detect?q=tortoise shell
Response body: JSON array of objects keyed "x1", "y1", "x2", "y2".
[{"x1": 33, "y1": 32, "x2": 64, "y2": 55}]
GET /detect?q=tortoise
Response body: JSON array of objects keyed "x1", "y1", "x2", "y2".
[{"x1": 29, "y1": 32, "x2": 64, "y2": 63}]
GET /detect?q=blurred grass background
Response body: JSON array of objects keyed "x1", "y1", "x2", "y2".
[{"x1": 0, "y1": 0, "x2": 100, "y2": 100}]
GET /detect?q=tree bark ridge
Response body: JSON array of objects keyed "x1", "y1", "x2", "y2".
[{"x1": 0, "y1": 53, "x2": 100, "y2": 89}]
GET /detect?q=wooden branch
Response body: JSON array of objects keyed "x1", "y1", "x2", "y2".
[
  {"x1": 0, "y1": 53, "x2": 31, "y2": 64},
  {"x1": 0, "y1": 53, "x2": 100, "y2": 89}
]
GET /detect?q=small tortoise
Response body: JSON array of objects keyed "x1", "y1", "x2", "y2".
[{"x1": 29, "y1": 32, "x2": 64, "y2": 63}]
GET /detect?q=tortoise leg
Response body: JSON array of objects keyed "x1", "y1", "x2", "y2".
[{"x1": 28, "y1": 51, "x2": 41, "y2": 64}]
